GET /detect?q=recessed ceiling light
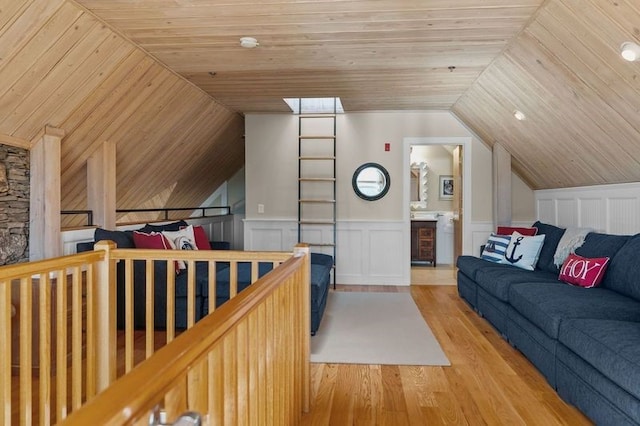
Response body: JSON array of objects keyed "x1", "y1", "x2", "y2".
[
  {"x1": 620, "y1": 42, "x2": 640, "y2": 61},
  {"x1": 513, "y1": 110, "x2": 526, "y2": 121},
  {"x1": 240, "y1": 37, "x2": 259, "y2": 48}
]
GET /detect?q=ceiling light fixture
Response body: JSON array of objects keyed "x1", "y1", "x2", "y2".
[
  {"x1": 513, "y1": 110, "x2": 526, "y2": 121},
  {"x1": 240, "y1": 37, "x2": 259, "y2": 48},
  {"x1": 620, "y1": 41, "x2": 640, "y2": 61}
]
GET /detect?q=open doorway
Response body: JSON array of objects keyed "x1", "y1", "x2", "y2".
[{"x1": 402, "y1": 137, "x2": 471, "y2": 285}]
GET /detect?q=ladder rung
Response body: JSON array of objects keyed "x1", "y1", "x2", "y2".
[
  {"x1": 299, "y1": 178, "x2": 336, "y2": 182},
  {"x1": 299, "y1": 114, "x2": 336, "y2": 118},
  {"x1": 299, "y1": 156, "x2": 335, "y2": 160},
  {"x1": 299, "y1": 199, "x2": 335, "y2": 203},
  {"x1": 299, "y1": 135, "x2": 336, "y2": 140},
  {"x1": 299, "y1": 221, "x2": 336, "y2": 225}
]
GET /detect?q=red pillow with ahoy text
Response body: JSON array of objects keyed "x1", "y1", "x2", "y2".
[{"x1": 559, "y1": 253, "x2": 610, "y2": 288}]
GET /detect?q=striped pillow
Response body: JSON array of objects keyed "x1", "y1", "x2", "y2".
[{"x1": 481, "y1": 233, "x2": 511, "y2": 263}]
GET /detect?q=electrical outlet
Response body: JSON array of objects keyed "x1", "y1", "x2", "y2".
[{"x1": 258, "y1": 203, "x2": 264, "y2": 214}]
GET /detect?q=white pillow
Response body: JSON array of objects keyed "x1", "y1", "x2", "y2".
[
  {"x1": 500, "y1": 231, "x2": 546, "y2": 271},
  {"x1": 162, "y1": 225, "x2": 198, "y2": 270},
  {"x1": 162, "y1": 225, "x2": 198, "y2": 251}
]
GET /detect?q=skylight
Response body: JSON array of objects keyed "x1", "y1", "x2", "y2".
[{"x1": 283, "y1": 97, "x2": 344, "y2": 114}]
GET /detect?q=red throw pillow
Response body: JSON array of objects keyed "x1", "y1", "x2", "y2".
[
  {"x1": 559, "y1": 253, "x2": 610, "y2": 288},
  {"x1": 132, "y1": 231, "x2": 170, "y2": 249},
  {"x1": 185, "y1": 225, "x2": 211, "y2": 250},
  {"x1": 496, "y1": 226, "x2": 538, "y2": 236}
]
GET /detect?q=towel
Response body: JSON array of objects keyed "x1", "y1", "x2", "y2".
[{"x1": 553, "y1": 227, "x2": 592, "y2": 267}]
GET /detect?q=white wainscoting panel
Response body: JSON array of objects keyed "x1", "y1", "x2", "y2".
[
  {"x1": 536, "y1": 182, "x2": 640, "y2": 235},
  {"x1": 244, "y1": 219, "x2": 409, "y2": 285}
]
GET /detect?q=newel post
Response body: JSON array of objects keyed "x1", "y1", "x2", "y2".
[
  {"x1": 293, "y1": 243, "x2": 311, "y2": 412},
  {"x1": 94, "y1": 240, "x2": 117, "y2": 391}
]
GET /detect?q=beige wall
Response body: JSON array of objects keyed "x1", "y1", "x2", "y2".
[{"x1": 245, "y1": 111, "x2": 534, "y2": 223}]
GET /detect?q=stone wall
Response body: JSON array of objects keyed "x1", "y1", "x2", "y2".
[{"x1": 0, "y1": 145, "x2": 29, "y2": 265}]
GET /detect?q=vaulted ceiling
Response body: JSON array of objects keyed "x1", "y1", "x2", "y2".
[{"x1": 2, "y1": 0, "x2": 640, "y2": 227}]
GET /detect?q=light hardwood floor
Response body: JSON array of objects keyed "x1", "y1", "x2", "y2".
[{"x1": 300, "y1": 273, "x2": 592, "y2": 425}]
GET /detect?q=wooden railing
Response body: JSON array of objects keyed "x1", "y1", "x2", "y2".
[
  {"x1": 61, "y1": 245, "x2": 310, "y2": 425},
  {"x1": 1, "y1": 243, "x2": 310, "y2": 425},
  {"x1": 1, "y1": 251, "x2": 105, "y2": 425}
]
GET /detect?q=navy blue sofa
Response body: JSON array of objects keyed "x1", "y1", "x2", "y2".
[
  {"x1": 77, "y1": 222, "x2": 331, "y2": 334},
  {"x1": 457, "y1": 221, "x2": 640, "y2": 425}
]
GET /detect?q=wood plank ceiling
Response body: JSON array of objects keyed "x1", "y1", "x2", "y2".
[
  {"x1": 0, "y1": 0, "x2": 244, "y2": 227},
  {"x1": 2, "y1": 0, "x2": 640, "y2": 223},
  {"x1": 73, "y1": 0, "x2": 543, "y2": 112},
  {"x1": 453, "y1": 0, "x2": 640, "y2": 189},
  {"x1": 75, "y1": 0, "x2": 640, "y2": 190}
]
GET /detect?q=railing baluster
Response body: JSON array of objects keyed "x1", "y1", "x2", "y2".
[
  {"x1": 72, "y1": 267, "x2": 82, "y2": 409},
  {"x1": 85, "y1": 263, "x2": 96, "y2": 399},
  {"x1": 145, "y1": 260, "x2": 154, "y2": 359},
  {"x1": 20, "y1": 277, "x2": 32, "y2": 425},
  {"x1": 166, "y1": 260, "x2": 175, "y2": 343},
  {"x1": 39, "y1": 272, "x2": 52, "y2": 426},
  {"x1": 56, "y1": 269, "x2": 68, "y2": 422},
  {"x1": 0, "y1": 280, "x2": 10, "y2": 425},
  {"x1": 125, "y1": 259, "x2": 134, "y2": 373}
]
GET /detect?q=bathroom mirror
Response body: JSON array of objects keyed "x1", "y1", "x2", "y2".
[
  {"x1": 410, "y1": 162, "x2": 428, "y2": 203},
  {"x1": 352, "y1": 162, "x2": 390, "y2": 201}
]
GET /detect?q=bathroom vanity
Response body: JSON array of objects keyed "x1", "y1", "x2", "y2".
[{"x1": 410, "y1": 219, "x2": 437, "y2": 266}]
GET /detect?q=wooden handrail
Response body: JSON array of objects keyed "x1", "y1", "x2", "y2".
[
  {"x1": 2, "y1": 242, "x2": 309, "y2": 425},
  {"x1": 60, "y1": 246, "x2": 311, "y2": 425}
]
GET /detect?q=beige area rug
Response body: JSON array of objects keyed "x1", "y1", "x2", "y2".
[{"x1": 310, "y1": 291, "x2": 450, "y2": 366}]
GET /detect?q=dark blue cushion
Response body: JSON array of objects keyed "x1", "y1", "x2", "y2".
[
  {"x1": 575, "y1": 232, "x2": 631, "y2": 259},
  {"x1": 602, "y1": 234, "x2": 640, "y2": 301},
  {"x1": 139, "y1": 220, "x2": 188, "y2": 233},
  {"x1": 456, "y1": 255, "x2": 502, "y2": 280},
  {"x1": 311, "y1": 263, "x2": 331, "y2": 310},
  {"x1": 213, "y1": 262, "x2": 274, "y2": 299},
  {"x1": 94, "y1": 228, "x2": 134, "y2": 248},
  {"x1": 311, "y1": 252, "x2": 334, "y2": 269},
  {"x1": 532, "y1": 221, "x2": 566, "y2": 274},
  {"x1": 508, "y1": 282, "x2": 640, "y2": 338},
  {"x1": 559, "y1": 319, "x2": 640, "y2": 401},
  {"x1": 475, "y1": 267, "x2": 558, "y2": 302}
]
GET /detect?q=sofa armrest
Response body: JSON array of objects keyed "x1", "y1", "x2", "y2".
[
  {"x1": 210, "y1": 241, "x2": 230, "y2": 250},
  {"x1": 76, "y1": 241, "x2": 95, "y2": 253}
]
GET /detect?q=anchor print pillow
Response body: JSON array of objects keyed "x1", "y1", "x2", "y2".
[{"x1": 500, "y1": 231, "x2": 546, "y2": 271}]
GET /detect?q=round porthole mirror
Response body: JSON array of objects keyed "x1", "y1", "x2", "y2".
[{"x1": 352, "y1": 162, "x2": 391, "y2": 201}]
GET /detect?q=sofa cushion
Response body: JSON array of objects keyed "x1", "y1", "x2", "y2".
[
  {"x1": 213, "y1": 262, "x2": 274, "y2": 300},
  {"x1": 311, "y1": 263, "x2": 331, "y2": 310},
  {"x1": 94, "y1": 228, "x2": 135, "y2": 249},
  {"x1": 139, "y1": 220, "x2": 188, "y2": 233},
  {"x1": 475, "y1": 267, "x2": 558, "y2": 302},
  {"x1": 456, "y1": 255, "x2": 507, "y2": 281},
  {"x1": 600, "y1": 234, "x2": 640, "y2": 301},
  {"x1": 311, "y1": 252, "x2": 334, "y2": 269},
  {"x1": 532, "y1": 221, "x2": 566, "y2": 274},
  {"x1": 575, "y1": 232, "x2": 630, "y2": 260},
  {"x1": 559, "y1": 319, "x2": 640, "y2": 401},
  {"x1": 508, "y1": 282, "x2": 640, "y2": 338}
]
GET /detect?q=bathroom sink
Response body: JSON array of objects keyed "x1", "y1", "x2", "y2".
[{"x1": 410, "y1": 212, "x2": 439, "y2": 220}]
